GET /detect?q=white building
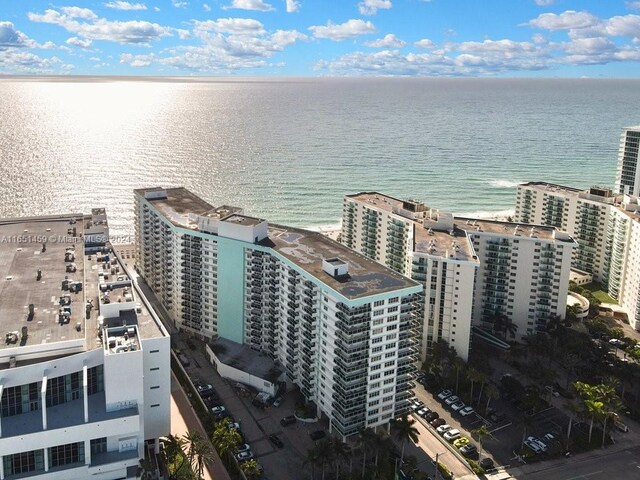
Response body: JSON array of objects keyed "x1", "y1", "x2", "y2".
[
  {"x1": 342, "y1": 192, "x2": 577, "y2": 359},
  {"x1": 135, "y1": 188, "x2": 422, "y2": 439},
  {"x1": 616, "y1": 126, "x2": 640, "y2": 197},
  {"x1": 0, "y1": 213, "x2": 170, "y2": 480}
]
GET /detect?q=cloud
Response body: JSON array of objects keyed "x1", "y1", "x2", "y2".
[
  {"x1": 172, "y1": 0, "x2": 189, "y2": 7},
  {"x1": 194, "y1": 18, "x2": 266, "y2": 35},
  {"x1": 104, "y1": 1, "x2": 147, "y2": 11},
  {"x1": 203, "y1": 3, "x2": 212, "y2": 11},
  {"x1": 0, "y1": 50, "x2": 68, "y2": 73},
  {"x1": 528, "y1": 10, "x2": 601, "y2": 31},
  {"x1": 309, "y1": 19, "x2": 376, "y2": 41},
  {"x1": 627, "y1": 1, "x2": 640, "y2": 9},
  {"x1": 414, "y1": 38, "x2": 435, "y2": 49},
  {"x1": 285, "y1": 0, "x2": 300, "y2": 13},
  {"x1": 66, "y1": 36, "x2": 93, "y2": 48},
  {"x1": 223, "y1": 0, "x2": 275, "y2": 11},
  {"x1": 121, "y1": 52, "x2": 153, "y2": 66},
  {"x1": 28, "y1": 8, "x2": 172, "y2": 44},
  {"x1": 364, "y1": 33, "x2": 405, "y2": 48},
  {"x1": 0, "y1": 21, "x2": 35, "y2": 48},
  {"x1": 534, "y1": 0, "x2": 554, "y2": 5},
  {"x1": 606, "y1": 15, "x2": 640, "y2": 38},
  {"x1": 358, "y1": 0, "x2": 392, "y2": 16}
]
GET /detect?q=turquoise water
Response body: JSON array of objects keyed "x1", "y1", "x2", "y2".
[{"x1": 0, "y1": 77, "x2": 637, "y2": 236}]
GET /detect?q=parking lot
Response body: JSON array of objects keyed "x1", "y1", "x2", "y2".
[{"x1": 178, "y1": 336, "x2": 331, "y2": 480}]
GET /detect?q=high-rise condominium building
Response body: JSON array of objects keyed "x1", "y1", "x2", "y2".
[
  {"x1": 617, "y1": 126, "x2": 640, "y2": 197},
  {"x1": 135, "y1": 187, "x2": 422, "y2": 438},
  {"x1": 0, "y1": 210, "x2": 170, "y2": 480},
  {"x1": 342, "y1": 192, "x2": 576, "y2": 360},
  {"x1": 515, "y1": 182, "x2": 617, "y2": 282}
]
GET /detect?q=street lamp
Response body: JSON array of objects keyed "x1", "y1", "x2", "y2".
[{"x1": 433, "y1": 452, "x2": 446, "y2": 480}]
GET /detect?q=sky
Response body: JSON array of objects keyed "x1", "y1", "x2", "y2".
[{"x1": 2, "y1": 0, "x2": 640, "y2": 76}]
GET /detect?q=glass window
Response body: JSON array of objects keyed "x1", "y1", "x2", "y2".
[
  {"x1": 3, "y1": 450, "x2": 44, "y2": 475},
  {"x1": 48, "y1": 442, "x2": 85, "y2": 468},
  {"x1": 90, "y1": 438, "x2": 107, "y2": 456}
]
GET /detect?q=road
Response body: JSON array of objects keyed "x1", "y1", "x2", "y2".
[{"x1": 511, "y1": 445, "x2": 640, "y2": 480}]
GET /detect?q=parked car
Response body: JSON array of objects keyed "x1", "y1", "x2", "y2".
[
  {"x1": 269, "y1": 434, "x2": 284, "y2": 448},
  {"x1": 211, "y1": 406, "x2": 226, "y2": 416},
  {"x1": 424, "y1": 411, "x2": 439, "y2": 422},
  {"x1": 431, "y1": 418, "x2": 447, "y2": 428},
  {"x1": 542, "y1": 433, "x2": 556, "y2": 443},
  {"x1": 524, "y1": 436, "x2": 546, "y2": 453},
  {"x1": 444, "y1": 429, "x2": 461, "y2": 442},
  {"x1": 228, "y1": 421, "x2": 241, "y2": 431},
  {"x1": 438, "y1": 390, "x2": 453, "y2": 400},
  {"x1": 529, "y1": 436, "x2": 548, "y2": 452},
  {"x1": 459, "y1": 406, "x2": 475, "y2": 417},
  {"x1": 609, "y1": 338, "x2": 625, "y2": 348},
  {"x1": 235, "y1": 444, "x2": 251, "y2": 454},
  {"x1": 236, "y1": 451, "x2": 253, "y2": 462},
  {"x1": 310, "y1": 430, "x2": 326, "y2": 441},
  {"x1": 460, "y1": 444, "x2": 478, "y2": 457},
  {"x1": 417, "y1": 408, "x2": 431, "y2": 417},
  {"x1": 479, "y1": 458, "x2": 494, "y2": 470},
  {"x1": 451, "y1": 401, "x2": 465, "y2": 412},
  {"x1": 412, "y1": 399, "x2": 425, "y2": 409},
  {"x1": 453, "y1": 437, "x2": 470, "y2": 448},
  {"x1": 280, "y1": 415, "x2": 296, "y2": 426},
  {"x1": 436, "y1": 424, "x2": 451, "y2": 435},
  {"x1": 272, "y1": 397, "x2": 283, "y2": 407},
  {"x1": 444, "y1": 395, "x2": 460, "y2": 406}
]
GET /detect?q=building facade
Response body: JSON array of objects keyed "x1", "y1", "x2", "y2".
[
  {"x1": 617, "y1": 126, "x2": 640, "y2": 197},
  {"x1": 135, "y1": 188, "x2": 422, "y2": 438},
  {"x1": 343, "y1": 192, "x2": 577, "y2": 360},
  {"x1": 0, "y1": 213, "x2": 170, "y2": 480}
]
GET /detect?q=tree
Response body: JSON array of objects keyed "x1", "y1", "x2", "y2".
[
  {"x1": 183, "y1": 431, "x2": 213, "y2": 479},
  {"x1": 314, "y1": 439, "x2": 334, "y2": 480},
  {"x1": 483, "y1": 383, "x2": 499, "y2": 415},
  {"x1": 391, "y1": 414, "x2": 420, "y2": 467},
  {"x1": 331, "y1": 438, "x2": 351, "y2": 480},
  {"x1": 357, "y1": 428, "x2": 377, "y2": 479},
  {"x1": 472, "y1": 425, "x2": 491, "y2": 459},
  {"x1": 161, "y1": 434, "x2": 187, "y2": 479},
  {"x1": 304, "y1": 447, "x2": 321, "y2": 480},
  {"x1": 137, "y1": 457, "x2": 154, "y2": 480},
  {"x1": 211, "y1": 419, "x2": 242, "y2": 463},
  {"x1": 467, "y1": 367, "x2": 487, "y2": 406},
  {"x1": 240, "y1": 459, "x2": 262, "y2": 479},
  {"x1": 453, "y1": 356, "x2": 466, "y2": 393}
]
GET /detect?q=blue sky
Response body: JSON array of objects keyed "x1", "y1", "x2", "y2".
[{"x1": 2, "y1": 0, "x2": 640, "y2": 76}]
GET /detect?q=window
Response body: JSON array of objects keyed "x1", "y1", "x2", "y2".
[
  {"x1": 3, "y1": 450, "x2": 44, "y2": 476},
  {"x1": 48, "y1": 442, "x2": 84, "y2": 468},
  {"x1": 374, "y1": 300, "x2": 385, "y2": 307},
  {"x1": 88, "y1": 365, "x2": 104, "y2": 395},
  {"x1": 90, "y1": 438, "x2": 107, "y2": 456}
]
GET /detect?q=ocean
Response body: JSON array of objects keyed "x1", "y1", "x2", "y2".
[{"x1": 0, "y1": 76, "x2": 638, "y2": 237}]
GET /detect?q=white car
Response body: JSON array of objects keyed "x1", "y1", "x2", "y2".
[
  {"x1": 451, "y1": 401, "x2": 465, "y2": 412},
  {"x1": 236, "y1": 451, "x2": 254, "y2": 462},
  {"x1": 444, "y1": 429, "x2": 461, "y2": 442},
  {"x1": 437, "y1": 390, "x2": 453, "y2": 400},
  {"x1": 609, "y1": 338, "x2": 625, "y2": 347},
  {"x1": 444, "y1": 395, "x2": 460, "y2": 406},
  {"x1": 236, "y1": 444, "x2": 251, "y2": 454},
  {"x1": 417, "y1": 408, "x2": 430, "y2": 417},
  {"x1": 525, "y1": 436, "x2": 547, "y2": 452},
  {"x1": 459, "y1": 406, "x2": 475, "y2": 417},
  {"x1": 524, "y1": 439, "x2": 542, "y2": 453},
  {"x1": 436, "y1": 424, "x2": 451, "y2": 435},
  {"x1": 211, "y1": 406, "x2": 226, "y2": 415}
]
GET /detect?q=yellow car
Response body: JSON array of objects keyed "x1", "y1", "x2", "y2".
[{"x1": 453, "y1": 437, "x2": 470, "y2": 449}]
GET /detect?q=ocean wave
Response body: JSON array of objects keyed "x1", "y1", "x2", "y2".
[
  {"x1": 304, "y1": 219, "x2": 342, "y2": 232},
  {"x1": 488, "y1": 179, "x2": 522, "y2": 189}
]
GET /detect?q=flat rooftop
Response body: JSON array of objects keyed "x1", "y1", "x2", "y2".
[
  {"x1": 268, "y1": 224, "x2": 419, "y2": 299},
  {"x1": 346, "y1": 191, "x2": 406, "y2": 214},
  {"x1": 414, "y1": 223, "x2": 478, "y2": 263},
  {"x1": 135, "y1": 187, "x2": 242, "y2": 228},
  {"x1": 0, "y1": 215, "x2": 86, "y2": 351},
  {"x1": 518, "y1": 181, "x2": 584, "y2": 196},
  {"x1": 222, "y1": 214, "x2": 265, "y2": 227},
  {"x1": 456, "y1": 217, "x2": 569, "y2": 242},
  {"x1": 210, "y1": 337, "x2": 281, "y2": 383}
]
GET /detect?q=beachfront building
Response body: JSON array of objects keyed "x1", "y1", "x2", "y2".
[
  {"x1": 135, "y1": 187, "x2": 422, "y2": 438},
  {"x1": 515, "y1": 182, "x2": 617, "y2": 282},
  {"x1": 0, "y1": 212, "x2": 170, "y2": 480},
  {"x1": 342, "y1": 192, "x2": 577, "y2": 360},
  {"x1": 616, "y1": 126, "x2": 640, "y2": 197}
]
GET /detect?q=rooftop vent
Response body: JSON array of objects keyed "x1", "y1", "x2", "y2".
[{"x1": 322, "y1": 258, "x2": 349, "y2": 278}]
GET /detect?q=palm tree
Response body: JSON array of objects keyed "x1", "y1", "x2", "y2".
[
  {"x1": 357, "y1": 428, "x2": 377, "y2": 479},
  {"x1": 161, "y1": 434, "x2": 187, "y2": 478},
  {"x1": 472, "y1": 425, "x2": 491, "y2": 459},
  {"x1": 453, "y1": 356, "x2": 466, "y2": 393},
  {"x1": 467, "y1": 367, "x2": 486, "y2": 406},
  {"x1": 391, "y1": 414, "x2": 420, "y2": 467},
  {"x1": 315, "y1": 439, "x2": 334, "y2": 480},
  {"x1": 331, "y1": 438, "x2": 351, "y2": 480},
  {"x1": 240, "y1": 459, "x2": 262, "y2": 479},
  {"x1": 304, "y1": 447, "x2": 321, "y2": 480},
  {"x1": 566, "y1": 400, "x2": 583, "y2": 441},
  {"x1": 137, "y1": 457, "x2": 154, "y2": 480},
  {"x1": 211, "y1": 419, "x2": 242, "y2": 463},
  {"x1": 183, "y1": 431, "x2": 213, "y2": 479},
  {"x1": 483, "y1": 383, "x2": 499, "y2": 415},
  {"x1": 520, "y1": 414, "x2": 534, "y2": 451}
]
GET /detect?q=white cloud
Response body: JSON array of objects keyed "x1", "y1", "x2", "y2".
[
  {"x1": 606, "y1": 15, "x2": 640, "y2": 38},
  {"x1": 528, "y1": 10, "x2": 600, "y2": 31},
  {"x1": 0, "y1": 21, "x2": 35, "y2": 48},
  {"x1": 358, "y1": 0, "x2": 392, "y2": 16},
  {"x1": 172, "y1": 0, "x2": 189, "y2": 7},
  {"x1": 285, "y1": 0, "x2": 300, "y2": 13},
  {"x1": 534, "y1": 0, "x2": 554, "y2": 6},
  {"x1": 0, "y1": 50, "x2": 66, "y2": 73},
  {"x1": 177, "y1": 29, "x2": 191, "y2": 39},
  {"x1": 627, "y1": 1, "x2": 640, "y2": 9},
  {"x1": 104, "y1": 1, "x2": 147, "y2": 11},
  {"x1": 223, "y1": 0, "x2": 274, "y2": 11},
  {"x1": 154, "y1": 6, "x2": 160, "y2": 11},
  {"x1": 414, "y1": 38, "x2": 435, "y2": 49},
  {"x1": 203, "y1": 3, "x2": 212, "y2": 11},
  {"x1": 28, "y1": 8, "x2": 172, "y2": 44},
  {"x1": 364, "y1": 33, "x2": 405, "y2": 48},
  {"x1": 121, "y1": 52, "x2": 153, "y2": 66},
  {"x1": 194, "y1": 18, "x2": 266, "y2": 35},
  {"x1": 309, "y1": 19, "x2": 376, "y2": 41},
  {"x1": 66, "y1": 36, "x2": 93, "y2": 48}
]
